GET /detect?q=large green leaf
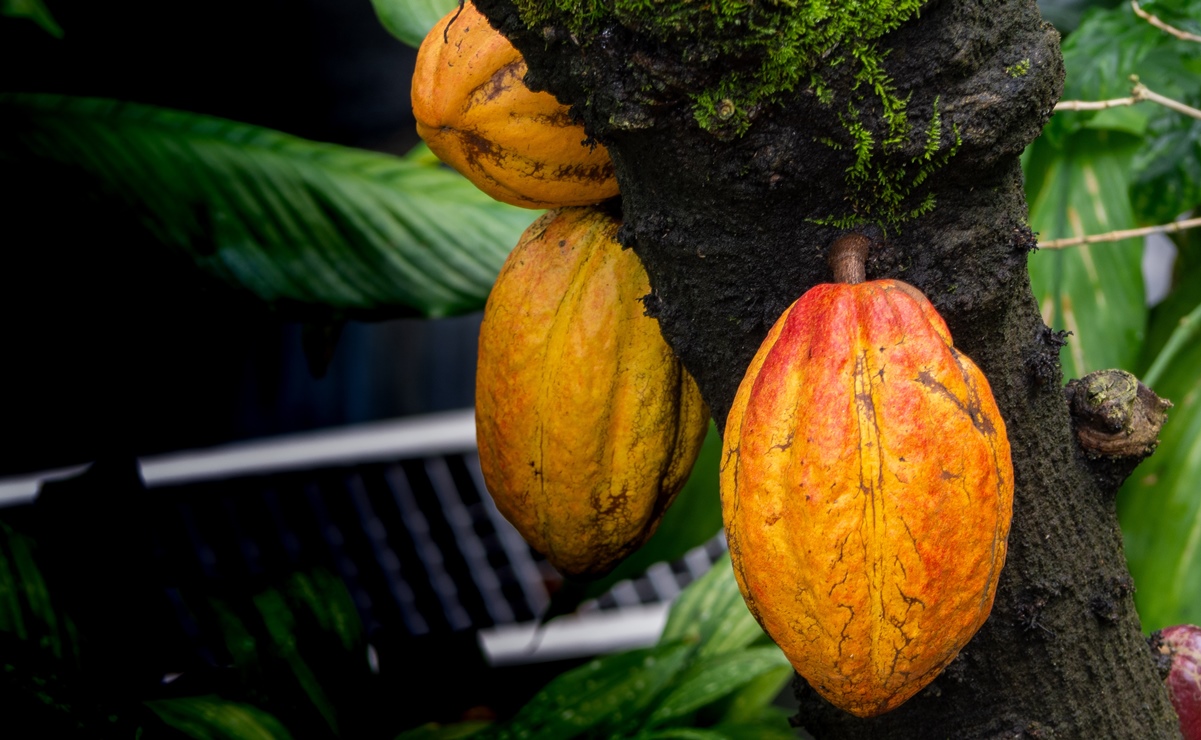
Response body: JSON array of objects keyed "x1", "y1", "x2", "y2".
[
  {"x1": 1119, "y1": 295, "x2": 1201, "y2": 630},
  {"x1": 0, "y1": 94, "x2": 534, "y2": 317},
  {"x1": 636, "y1": 719, "x2": 797, "y2": 740},
  {"x1": 202, "y1": 569, "x2": 371, "y2": 737},
  {"x1": 146, "y1": 695, "x2": 296, "y2": 740},
  {"x1": 487, "y1": 642, "x2": 695, "y2": 739},
  {"x1": 283, "y1": 569, "x2": 363, "y2": 654},
  {"x1": 0, "y1": 0, "x2": 62, "y2": 37},
  {"x1": 1133, "y1": 118, "x2": 1201, "y2": 225},
  {"x1": 707, "y1": 665, "x2": 794, "y2": 725},
  {"x1": 461, "y1": 556, "x2": 790, "y2": 738},
  {"x1": 1051, "y1": 0, "x2": 1201, "y2": 224},
  {"x1": 646, "y1": 647, "x2": 791, "y2": 726},
  {"x1": 1025, "y1": 130, "x2": 1146, "y2": 380},
  {"x1": 1118, "y1": 221, "x2": 1201, "y2": 631},
  {"x1": 0, "y1": 521, "x2": 76, "y2": 661},
  {"x1": 660, "y1": 554, "x2": 767, "y2": 662},
  {"x1": 253, "y1": 589, "x2": 340, "y2": 735},
  {"x1": 372, "y1": 0, "x2": 459, "y2": 48}
]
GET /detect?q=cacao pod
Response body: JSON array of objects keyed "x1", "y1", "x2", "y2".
[
  {"x1": 411, "y1": 1, "x2": 619, "y2": 209},
  {"x1": 721, "y1": 272, "x2": 1014, "y2": 717},
  {"x1": 1161, "y1": 624, "x2": 1201, "y2": 740},
  {"x1": 475, "y1": 207, "x2": 709, "y2": 578}
]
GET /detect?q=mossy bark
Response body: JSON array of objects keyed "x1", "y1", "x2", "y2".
[{"x1": 474, "y1": 0, "x2": 1183, "y2": 735}]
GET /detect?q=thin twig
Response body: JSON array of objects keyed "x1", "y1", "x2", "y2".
[
  {"x1": 1054, "y1": 78, "x2": 1201, "y2": 120},
  {"x1": 1039, "y1": 216, "x2": 1201, "y2": 249},
  {"x1": 1053, "y1": 96, "x2": 1138, "y2": 112},
  {"x1": 1137, "y1": 83, "x2": 1201, "y2": 119},
  {"x1": 1132, "y1": 0, "x2": 1201, "y2": 44}
]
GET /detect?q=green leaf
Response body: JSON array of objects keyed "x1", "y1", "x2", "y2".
[
  {"x1": 0, "y1": 94, "x2": 535, "y2": 318},
  {"x1": 1137, "y1": 230, "x2": 1201, "y2": 374},
  {"x1": 146, "y1": 695, "x2": 296, "y2": 740},
  {"x1": 646, "y1": 647, "x2": 791, "y2": 725},
  {"x1": 709, "y1": 718, "x2": 798, "y2": 740},
  {"x1": 1055, "y1": 0, "x2": 1199, "y2": 119},
  {"x1": 489, "y1": 642, "x2": 693, "y2": 739},
  {"x1": 637, "y1": 729, "x2": 731, "y2": 740},
  {"x1": 284, "y1": 569, "x2": 362, "y2": 654},
  {"x1": 1141, "y1": 298, "x2": 1201, "y2": 389},
  {"x1": 1132, "y1": 118, "x2": 1201, "y2": 225},
  {"x1": 1047, "y1": 0, "x2": 1201, "y2": 224},
  {"x1": 4, "y1": 526, "x2": 64, "y2": 659},
  {"x1": 0, "y1": 525, "x2": 29, "y2": 641},
  {"x1": 1119, "y1": 292, "x2": 1201, "y2": 630},
  {"x1": 660, "y1": 555, "x2": 766, "y2": 661},
  {"x1": 254, "y1": 589, "x2": 340, "y2": 735},
  {"x1": 0, "y1": 521, "x2": 76, "y2": 661},
  {"x1": 371, "y1": 0, "x2": 459, "y2": 48},
  {"x1": 706, "y1": 664, "x2": 793, "y2": 724},
  {"x1": 1, "y1": 0, "x2": 63, "y2": 37},
  {"x1": 635, "y1": 718, "x2": 796, "y2": 740},
  {"x1": 1025, "y1": 130, "x2": 1147, "y2": 380},
  {"x1": 209, "y1": 599, "x2": 261, "y2": 674},
  {"x1": 396, "y1": 721, "x2": 490, "y2": 739}
]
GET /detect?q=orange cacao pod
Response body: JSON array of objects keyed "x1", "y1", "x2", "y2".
[
  {"x1": 721, "y1": 272, "x2": 1014, "y2": 717},
  {"x1": 411, "y1": 1, "x2": 619, "y2": 209},
  {"x1": 475, "y1": 207, "x2": 709, "y2": 578}
]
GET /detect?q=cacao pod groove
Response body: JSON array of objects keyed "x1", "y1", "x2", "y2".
[
  {"x1": 476, "y1": 207, "x2": 709, "y2": 578},
  {"x1": 411, "y1": 1, "x2": 619, "y2": 209},
  {"x1": 721, "y1": 277, "x2": 1014, "y2": 717}
]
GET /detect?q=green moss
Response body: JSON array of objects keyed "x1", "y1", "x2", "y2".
[
  {"x1": 514, "y1": 1, "x2": 926, "y2": 130},
  {"x1": 812, "y1": 96, "x2": 960, "y2": 231},
  {"x1": 1006, "y1": 58, "x2": 1031, "y2": 77},
  {"x1": 514, "y1": 0, "x2": 955, "y2": 227}
]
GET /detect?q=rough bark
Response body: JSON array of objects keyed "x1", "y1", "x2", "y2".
[{"x1": 475, "y1": 0, "x2": 1182, "y2": 735}]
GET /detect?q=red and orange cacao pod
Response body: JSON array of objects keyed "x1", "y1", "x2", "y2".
[
  {"x1": 1161, "y1": 624, "x2": 1201, "y2": 740},
  {"x1": 411, "y1": 1, "x2": 618, "y2": 209},
  {"x1": 721, "y1": 240, "x2": 1014, "y2": 717},
  {"x1": 476, "y1": 207, "x2": 709, "y2": 578}
]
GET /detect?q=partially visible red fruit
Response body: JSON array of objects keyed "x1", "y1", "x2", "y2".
[{"x1": 1162, "y1": 624, "x2": 1201, "y2": 740}]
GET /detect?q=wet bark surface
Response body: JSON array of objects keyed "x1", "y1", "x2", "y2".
[{"x1": 474, "y1": 0, "x2": 1182, "y2": 735}]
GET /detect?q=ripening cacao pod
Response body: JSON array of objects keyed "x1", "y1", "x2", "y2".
[
  {"x1": 411, "y1": 1, "x2": 618, "y2": 209},
  {"x1": 476, "y1": 207, "x2": 709, "y2": 578},
  {"x1": 1161, "y1": 624, "x2": 1201, "y2": 740},
  {"x1": 721, "y1": 236, "x2": 1014, "y2": 717}
]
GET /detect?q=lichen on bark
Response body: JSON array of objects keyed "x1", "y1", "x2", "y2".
[{"x1": 474, "y1": 0, "x2": 1184, "y2": 734}]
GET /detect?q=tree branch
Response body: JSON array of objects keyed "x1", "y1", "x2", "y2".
[
  {"x1": 1055, "y1": 78, "x2": 1201, "y2": 120},
  {"x1": 1132, "y1": 0, "x2": 1201, "y2": 44},
  {"x1": 1039, "y1": 215, "x2": 1201, "y2": 249}
]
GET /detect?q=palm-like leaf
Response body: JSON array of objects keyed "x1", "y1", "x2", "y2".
[
  {"x1": 0, "y1": 93, "x2": 535, "y2": 317},
  {"x1": 372, "y1": 0, "x2": 458, "y2": 48}
]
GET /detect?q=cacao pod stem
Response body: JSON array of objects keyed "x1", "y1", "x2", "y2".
[{"x1": 828, "y1": 233, "x2": 871, "y2": 285}]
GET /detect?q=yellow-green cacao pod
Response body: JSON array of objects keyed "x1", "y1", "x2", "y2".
[
  {"x1": 721, "y1": 278, "x2": 1014, "y2": 717},
  {"x1": 476, "y1": 207, "x2": 709, "y2": 578}
]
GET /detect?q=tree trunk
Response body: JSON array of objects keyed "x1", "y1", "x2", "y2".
[{"x1": 475, "y1": 0, "x2": 1182, "y2": 735}]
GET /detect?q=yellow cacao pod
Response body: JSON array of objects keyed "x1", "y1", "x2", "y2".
[
  {"x1": 411, "y1": 1, "x2": 619, "y2": 209},
  {"x1": 476, "y1": 207, "x2": 709, "y2": 578},
  {"x1": 721, "y1": 277, "x2": 1014, "y2": 717}
]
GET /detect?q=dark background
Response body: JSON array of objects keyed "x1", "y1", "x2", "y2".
[{"x1": 0, "y1": 0, "x2": 484, "y2": 478}]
